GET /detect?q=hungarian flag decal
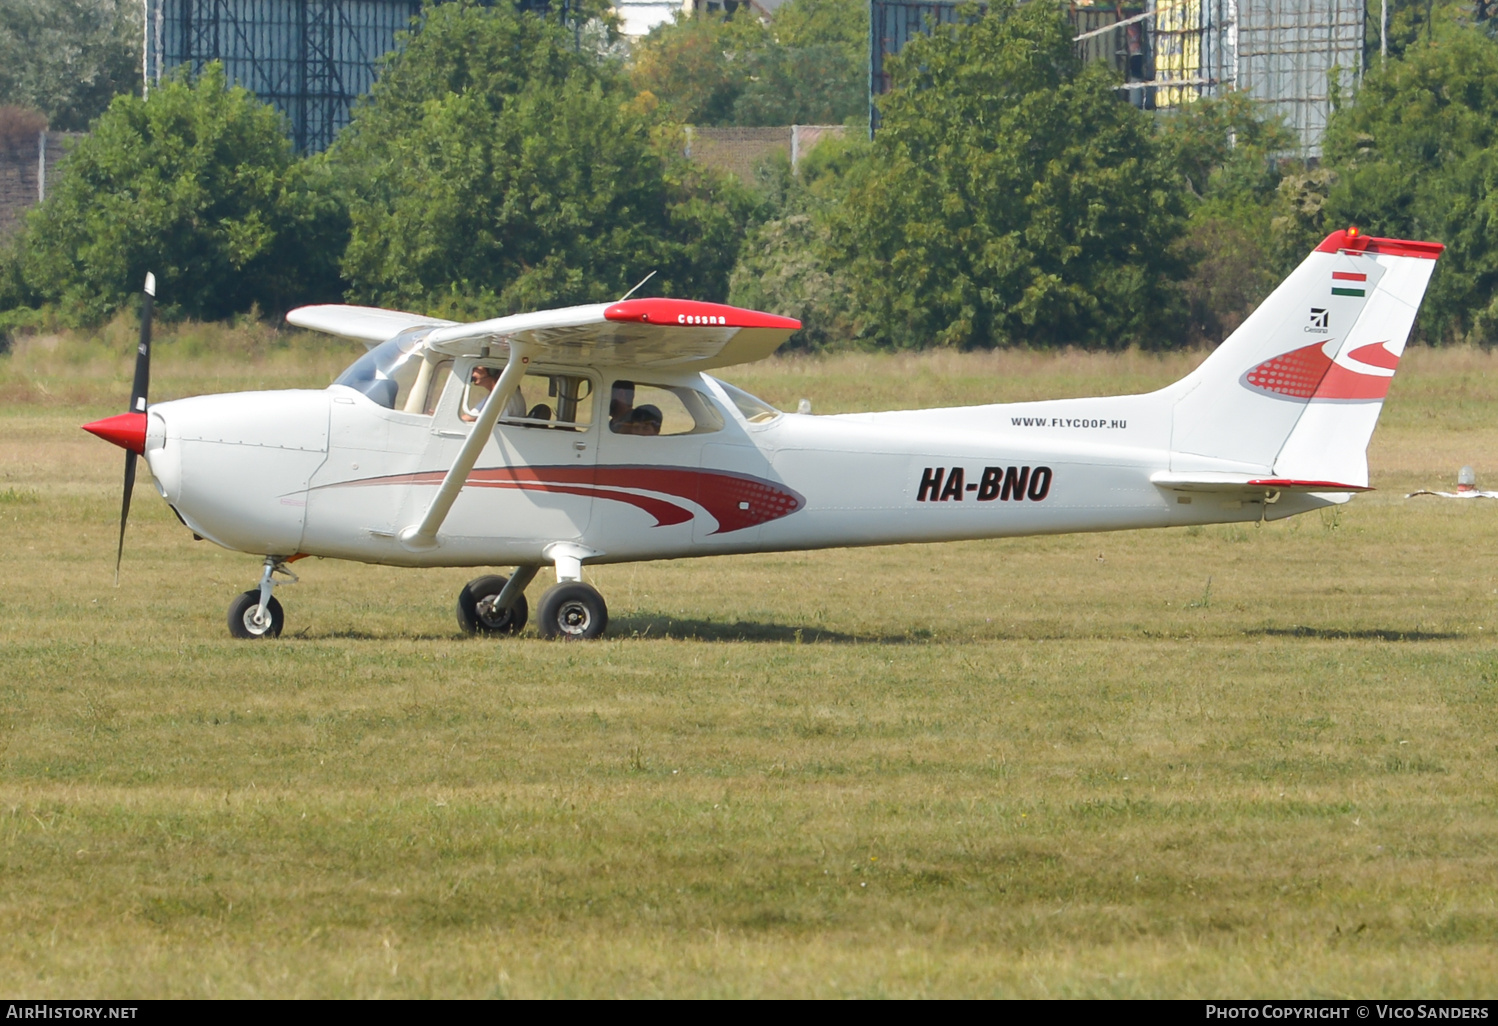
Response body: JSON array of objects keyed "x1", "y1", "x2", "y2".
[{"x1": 1332, "y1": 270, "x2": 1367, "y2": 297}]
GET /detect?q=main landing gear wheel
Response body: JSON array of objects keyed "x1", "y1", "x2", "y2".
[
  {"x1": 456, "y1": 574, "x2": 529, "y2": 636},
  {"x1": 228, "y1": 590, "x2": 284, "y2": 639},
  {"x1": 537, "y1": 582, "x2": 608, "y2": 640}
]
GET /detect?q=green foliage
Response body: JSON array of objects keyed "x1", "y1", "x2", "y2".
[
  {"x1": 1319, "y1": 20, "x2": 1498, "y2": 343},
  {"x1": 17, "y1": 65, "x2": 347, "y2": 323},
  {"x1": 729, "y1": 137, "x2": 869, "y2": 348},
  {"x1": 630, "y1": 10, "x2": 772, "y2": 126},
  {"x1": 1367, "y1": 0, "x2": 1474, "y2": 62},
  {"x1": 830, "y1": 2, "x2": 1187, "y2": 349},
  {"x1": 333, "y1": 2, "x2": 758, "y2": 316},
  {"x1": 0, "y1": 0, "x2": 138, "y2": 131},
  {"x1": 1157, "y1": 92, "x2": 1294, "y2": 213},
  {"x1": 629, "y1": 0, "x2": 868, "y2": 127},
  {"x1": 1158, "y1": 93, "x2": 1297, "y2": 345}
]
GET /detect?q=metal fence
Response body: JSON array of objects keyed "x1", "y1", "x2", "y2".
[{"x1": 145, "y1": 0, "x2": 425, "y2": 153}]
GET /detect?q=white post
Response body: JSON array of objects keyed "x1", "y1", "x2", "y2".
[
  {"x1": 142, "y1": 0, "x2": 150, "y2": 98},
  {"x1": 791, "y1": 125, "x2": 799, "y2": 170},
  {"x1": 1381, "y1": 0, "x2": 1388, "y2": 63},
  {"x1": 37, "y1": 131, "x2": 45, "y2": 203},
  {"x1": 154, "y1": 0, "x2": 163, "y2": 87}
]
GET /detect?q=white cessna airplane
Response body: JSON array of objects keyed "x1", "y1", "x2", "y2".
[{"x1": 83, "y1": 228, "x2": 1441, "y2": 639}]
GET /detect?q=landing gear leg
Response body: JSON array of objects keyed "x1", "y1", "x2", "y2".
[{"x1": 227, "y1": 556, "x2": 297, "y2": 639}]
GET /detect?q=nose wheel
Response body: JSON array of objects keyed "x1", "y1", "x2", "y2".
[
  {"x1": 228, "y1": 590, "x2": 284, "y2": 638},
  {"x1": 226, "y1": 556, "x2": 297, "y2": 639},
  {"x1": 537, "y1": 581, "x2": 608, "y2": 640}
]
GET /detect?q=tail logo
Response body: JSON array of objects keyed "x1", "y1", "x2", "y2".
[{"x1": 1243, "y1": 340, "x2": 1399, "y2": 402}]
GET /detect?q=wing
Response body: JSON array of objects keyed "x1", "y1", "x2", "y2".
[
  {"x1": 286, "y1": 304, "x2": 460, "y2": 349},
  {"x1": 421, "y1": 298, "x2": 801, "y2": 370}
]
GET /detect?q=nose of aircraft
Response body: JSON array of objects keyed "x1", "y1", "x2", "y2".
[{"x1": 82, "y1": 411, "x2": 148, "y2": 454}]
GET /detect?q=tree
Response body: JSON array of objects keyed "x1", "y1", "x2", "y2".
[
  {"x1": 1318, "y1": 20, "x2": 1498, "y2": 343},
  {"x1": 19, "y1": 64, "x2": 346, "y2": 322},
  {"x1": 629, "y1": 10, "x2": 771, "y2": 126},
  {"x1": 629, "y1": 0, "x2": 868, "y2": 127},
  {"x1": 1156, "y1": 92, "x2": 1297, "y2": 345},
  {"x1": 831, "y1": 1, "x2": 1187, "y2": 349},
  {"x1": 331, "y1": 2, "x2": 758, "y2": 317},
  {"x1": 728, "y1": 135, "x2": 869, "y2": 348},
  {"x1": 0, "y1": 0, "x2": 139, "y2": 131}
]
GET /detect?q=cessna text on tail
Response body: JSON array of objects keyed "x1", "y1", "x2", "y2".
[{"x1": 83, "y1": 228, "x2": 1443, "y2": 639}]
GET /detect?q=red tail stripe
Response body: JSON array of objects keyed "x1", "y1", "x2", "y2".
[
  {"x1": 1244, "y1": 341, "x2": 1400, "y2": 401},
  {"x1": 1315, "y1": 230, "x2": 1444, "y2": 259}
]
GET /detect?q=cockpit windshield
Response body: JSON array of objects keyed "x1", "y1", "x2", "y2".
[
  {"x1": 332, "y1": 330, "x2": 427, "y2": 409},
  {"x1": 709, "y1": 377, "x2": 781, "y2": 424}
]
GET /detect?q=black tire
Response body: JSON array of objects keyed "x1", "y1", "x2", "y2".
[
  {"x1": 456, "y1": 574, "x2": 529, "y2": 636},
  {"x1": 228, "y1": 590, "x2": 284, "y2": 639},
  {"x1": 537, "y1": 582, "x2": 608, "y2": 640}
]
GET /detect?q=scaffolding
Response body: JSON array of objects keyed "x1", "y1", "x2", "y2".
[
  {"x1": 868, "y1": 0, "x2": 1366, "y2": 155},
  {"x1": 142, "y1": 0, "x2": 597, "y2": 153},
  {"x1": 1235, "y1": 0, "x2": 1364, "y2": 154},
  {"x1": 144, "y1": 0, "x2": 425, "y2": 153}
]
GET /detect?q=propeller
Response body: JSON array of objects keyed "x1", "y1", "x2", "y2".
[{"x1": 82, "y1": 272, "x2": 154, "y2": 585}]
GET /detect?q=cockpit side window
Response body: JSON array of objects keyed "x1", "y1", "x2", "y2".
[
  {"x1": 440, "y1": 363, "x2": 597, "y2": 431},
  {"x1": 608, "y1": 380, "x2": 725, "y2": 436},
  {"x1": 332, "y1": 331, "x2": 427, "y2": 410}
]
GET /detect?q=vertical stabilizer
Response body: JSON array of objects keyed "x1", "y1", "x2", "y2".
[{"x1": 1169, "y1": 229, "x2": 1442, "y2": 486}]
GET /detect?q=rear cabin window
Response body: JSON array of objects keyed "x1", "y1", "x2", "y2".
[{"x1": 608, "y1": 381, "x2": 724, "y2": 437}]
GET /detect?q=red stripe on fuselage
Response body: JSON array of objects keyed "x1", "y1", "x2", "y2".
[{"x1": 315, "y1": 464, "x2": 804, "y2": 534}]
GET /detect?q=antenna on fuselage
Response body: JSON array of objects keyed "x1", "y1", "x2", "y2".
[{"x1": 617, "y1": 270, "x2": 657, "y2": 302}]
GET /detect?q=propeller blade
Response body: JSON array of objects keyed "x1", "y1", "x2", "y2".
[
  {"x1": 131, "y1": 272, "x2": 154, "y2": 412},
  {"x1": 112, "y1": 272, "x2": 154, "y2": 586},
  {"x1": 115, "y1": 450, "x2": 136, "y2": 587}
]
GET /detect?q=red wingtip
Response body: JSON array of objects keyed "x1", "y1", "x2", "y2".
[
  {"x1": 603, "y1": 298, "x2": 801, "y2": 331},
  {"x1": 82, "y1": 412, "x2": 147, "y2": 454}
]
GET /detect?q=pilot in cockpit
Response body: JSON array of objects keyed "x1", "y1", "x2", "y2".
[{"x1": 460, "y1": 365, "x2": 525, "y2": 423}]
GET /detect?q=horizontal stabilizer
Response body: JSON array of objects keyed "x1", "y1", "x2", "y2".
[
  {"x1": 287, "y1": 305, "x2": 459, "y2": 348},
  {"x1": 1151, "y1": 471, "x2": 1370, "y2": 494}
]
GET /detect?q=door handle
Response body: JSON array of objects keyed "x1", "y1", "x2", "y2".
[{"x1": 574, "y1": 441, "x2": 587, "y2": 451}]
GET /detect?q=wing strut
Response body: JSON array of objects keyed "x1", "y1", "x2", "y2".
[{"x1": 399, "y1": 340, "x2": 536, "y2": 550}]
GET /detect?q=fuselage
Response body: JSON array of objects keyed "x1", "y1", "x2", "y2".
[{"x1": 141, "y1": 359, "x2": 1334, "y2": 568}]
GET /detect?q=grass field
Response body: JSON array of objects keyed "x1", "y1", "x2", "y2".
[{"x1": 1, "y1": 327, "x2": 1496, "y2": 997}]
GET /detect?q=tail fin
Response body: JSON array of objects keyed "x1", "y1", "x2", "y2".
[{"x1": 1168, "y1": 229, "x2": 1442, "y2": 488}]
